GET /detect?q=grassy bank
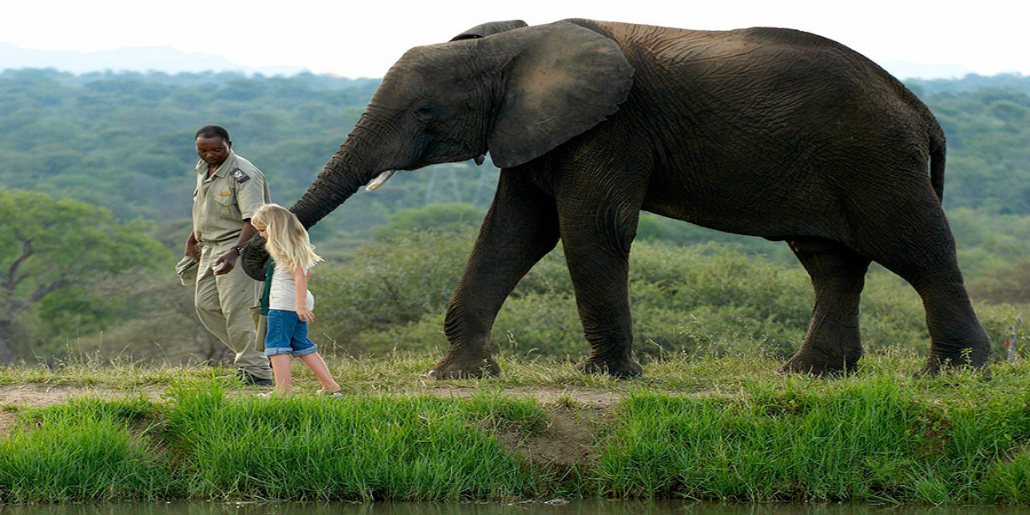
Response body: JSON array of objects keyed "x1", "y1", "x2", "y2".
[{"x1": 0, "y1": 354, "x2": 1027, "y2": 504}]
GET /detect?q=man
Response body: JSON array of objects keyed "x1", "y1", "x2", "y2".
[{"x1": 184, "y1": 125, "x2": 273, "y2": 385}]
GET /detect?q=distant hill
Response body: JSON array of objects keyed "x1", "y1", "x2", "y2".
[
  {"x1": 881, "y1": 61, "x2": 975, "y2": 80},
  {"x1": 0, "y1": 42, "x2": 307, "y2": 76},
  {"x1": 1, "y1": 41, "x2": 1003, "y2": 81}
]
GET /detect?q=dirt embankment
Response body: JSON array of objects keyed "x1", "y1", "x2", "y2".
[{"x1": 0, "y1": 384, "x2": 642, "y2": 469}]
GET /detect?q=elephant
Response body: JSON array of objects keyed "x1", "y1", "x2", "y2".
[{"x1": 242, "y1": 18, "x2": 992, "y2": 379}]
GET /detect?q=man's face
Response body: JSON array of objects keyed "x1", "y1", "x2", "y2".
[{"x1": 196, "y1": 136, "x2": 232, "y2": 168}]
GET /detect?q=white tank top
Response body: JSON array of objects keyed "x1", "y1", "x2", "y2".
[{"x1": 268, "y1": 261, "x2": 315, "y2": 312}]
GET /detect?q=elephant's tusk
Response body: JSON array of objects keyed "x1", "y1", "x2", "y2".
[
  {"x1": 366, "y1": 170, "x2": 397, "y2": 191},
  {"x1": 474, "y1": 154, "x2": 485, "y2": 166}
]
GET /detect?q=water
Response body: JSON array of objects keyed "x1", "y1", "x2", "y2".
[{"x1": 0, "y1": 502, "x2": 1024, "y2": 515}]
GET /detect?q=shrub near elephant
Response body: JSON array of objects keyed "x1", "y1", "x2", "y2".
[{"x1": 243, "y1": 19, "x2": 991, "y2": 379}]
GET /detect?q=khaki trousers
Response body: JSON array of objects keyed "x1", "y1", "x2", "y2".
[{"x1": 195, "y1": 241, "x2": 272, "y2": 379}]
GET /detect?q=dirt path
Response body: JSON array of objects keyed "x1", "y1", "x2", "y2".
[{"x1": 0, "y1": 384, "x2": 623, "y2": 410}]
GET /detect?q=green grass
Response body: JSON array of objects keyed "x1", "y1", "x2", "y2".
[
  {"x1": 596, "y1": 369, "x2": 1029, "y2": 503},
  {"x1": 160, "y1": 378, "x2": 550, "y2": 501},
  {"x1": 0, "y1": 396, "x2": 173, "y2": 503},
  {"x1": 0, "y1": 355, "x2": 1027, "y2": 504}
]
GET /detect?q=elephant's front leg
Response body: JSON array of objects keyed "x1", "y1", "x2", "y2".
[
  {"x1": 430, "y1": 171, "x2": 560, "y2": 379},
  {"x1": 557, "y1": 188, "x2": 645, "y2": 378}
]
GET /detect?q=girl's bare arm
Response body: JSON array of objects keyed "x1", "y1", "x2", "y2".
[{"x1": 294, "y1": 266, "x2": 314, "y2": 323}]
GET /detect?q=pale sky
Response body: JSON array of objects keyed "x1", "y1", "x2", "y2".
[{"x1": 1, "y1": 0, "x2": 1028, "y2": 78}]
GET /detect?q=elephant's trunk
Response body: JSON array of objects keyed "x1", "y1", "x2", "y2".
[{"x1": 289, "y1": 129, "x2": 380, "y2": 229}]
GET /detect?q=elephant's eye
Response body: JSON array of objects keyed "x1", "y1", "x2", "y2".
[{"x1": 413, "y1": 102, "x2": 437, "y2": 122}]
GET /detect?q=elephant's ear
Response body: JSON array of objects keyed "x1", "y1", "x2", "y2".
[
  {"x1": 450, "y1": 20, "x2": 527, "y2": 41},
  {"x1": 482, "y1": 21, "x2": 634, "y2": 169}
]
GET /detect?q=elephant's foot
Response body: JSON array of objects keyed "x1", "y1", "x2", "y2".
[
  {"x1": 576, "y1": 355, "x2": 642, "y2": 378},
  {"x1": 917, "y1": 348, "x2": 992, "y2": 379},
  {"x1": 429, "y1": 353, "x2": 500, "y2": 380},
  {"x1": 780, "y1": 348, "x2": 860, "y2": 377}
]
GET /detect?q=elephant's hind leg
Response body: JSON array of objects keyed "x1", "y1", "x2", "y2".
[
  {"x1": 430, "y1": 171, "x2": 560, "y2": 379},
  {"x1": 857, "y1": 205, "x2": 991, "y2": 375},
  {"x1": 782, "y1": 238, "x2": 870, "y2": 376}
]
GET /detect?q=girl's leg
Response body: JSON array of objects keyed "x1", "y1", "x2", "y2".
[
  {"x1": 269, "y1": 353, "x2": 293, "y2": 394},
  {"x1": 298, "y1": 352, "x2": 340, "y2": 393},
  {"x1": 265, "y1": 310, "x2": 298, "y2": 395},
  {"x1": 291, "y1": 319, "x2": 340, "y2": 393}
]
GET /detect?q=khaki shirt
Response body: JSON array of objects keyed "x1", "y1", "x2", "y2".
[{"x1": 192, "y1": 151, "x2": 271, "y2": 243}]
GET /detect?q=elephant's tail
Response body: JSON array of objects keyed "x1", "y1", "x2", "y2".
[{"x1": 929, "y1": 125, "x2": 946, "y2": 201}]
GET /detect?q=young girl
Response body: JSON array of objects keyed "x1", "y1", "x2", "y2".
[{"x1": 251, "y1": 203, "x2": 341, "y2": 396}]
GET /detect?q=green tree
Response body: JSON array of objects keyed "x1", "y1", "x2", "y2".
[
  {"x1": 0, "y1": 190, "x2": 172, "y2": 362},
  {"x1": 371, "y1": 203, "x2": 487, "y2": 240}
]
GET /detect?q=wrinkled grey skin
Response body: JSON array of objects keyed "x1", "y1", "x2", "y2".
[{"x1": 243, "y1": 19, "x2": 991, "y2": 379}]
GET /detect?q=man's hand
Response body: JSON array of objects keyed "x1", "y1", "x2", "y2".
[
  {"x1": 185, "y1": 234, "x2": 200, "y2": 262},
  {"x1": 212, "y1": 251, "x2": 238, "y2": 275},
  {"x1": 296, "y1": 307, "x2": 315, "y2": 324}
]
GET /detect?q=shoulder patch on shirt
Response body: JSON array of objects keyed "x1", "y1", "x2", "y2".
[{"x1": 230, "y1": 168, "x2": 250, "y2": 183}]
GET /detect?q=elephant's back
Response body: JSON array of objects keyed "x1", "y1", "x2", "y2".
[
  {"x1": 569, "y1": 19, "x2": 925, "y2": 119},
  {"x1": 575, "y1": 19, "x2": 936, "y2": 162}
]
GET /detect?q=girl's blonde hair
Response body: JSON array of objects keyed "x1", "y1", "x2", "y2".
[{"x1": 251, "y1": 204, "x2": 322, "y2": 273}]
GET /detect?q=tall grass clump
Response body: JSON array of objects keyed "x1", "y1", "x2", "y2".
[
  {"x1": 917, "y1": 368, "x2": 1030, "y2": 504},
  {"x1": 161, "y1": 379, "x2": 551, "y2": 501},
  {"x1": 0, "y1": 396, "x2": 172, "y2": 502},
  {"x1": 595, "y1": 371, "x2": 1029, "y2": 503}
]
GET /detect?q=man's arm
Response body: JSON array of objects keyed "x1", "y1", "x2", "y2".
[
  {"x1": 212, "y1": 221, "x2": 257, "y2": 275},
  {"x1": 185, "y1": 232, "x2": 200, "y2": 261},
  {"x1": 215, "y1": 162, "x2": 267, "y2": 276}
]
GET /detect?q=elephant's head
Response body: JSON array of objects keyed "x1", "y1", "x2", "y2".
[{"x1": 243, "y1": 20, "x2": 634, "y2": 279}]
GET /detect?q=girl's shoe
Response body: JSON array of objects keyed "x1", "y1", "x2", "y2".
[
  {"x1": 258, "y1": 391, "x2": 291, "y2": 399},
  {"x1": 316, "y1": 388, "x2": 344, "y2": 397}
]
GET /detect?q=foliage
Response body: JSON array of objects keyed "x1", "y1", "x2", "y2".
[
  {"x1": 907, "y1": 73, "x2": 1030, "y2": 97},
  {"x1": 275, "y1": 231, "x2": 1028, "y2": 361},
  {"x1": 929, "y1": 87, "x2": 1030, "y2": 216},
  {"x1": 0, "y1": 190, "x2": 172, "y2": 361},
  {"x1": 948, "y1": 208, "x2": 1030, "y2": 277},
  {"x1": 0, "y1": 68, "x2": 499, "y2": 250},
  {"x1": 371, "y1": 203, "x2": 486, "y2": 240},
  {"x1": 970, "y1": 260, "x2": 1030, "y2": 305},
  {"x1": 636, "y1": 213, "x2": 791, "y2": 260},
  {"x1": 69, "y1": 271, "x2": 230, "y2": 363},
  {"x1": 0, "y1": 69, "x2": 1026, "y2": 241}
]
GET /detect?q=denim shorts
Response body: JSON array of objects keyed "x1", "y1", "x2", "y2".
[{"x1": 264, "y1": 309, "x2": 317, "y2": 357}]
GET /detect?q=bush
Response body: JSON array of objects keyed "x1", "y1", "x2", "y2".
[
  {"x1": 307, "y1": 231, "x2": 1030, "y2": 361},
  {"x1": 84, "y1": 227, "x2": 1029, "y2": 363}
]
